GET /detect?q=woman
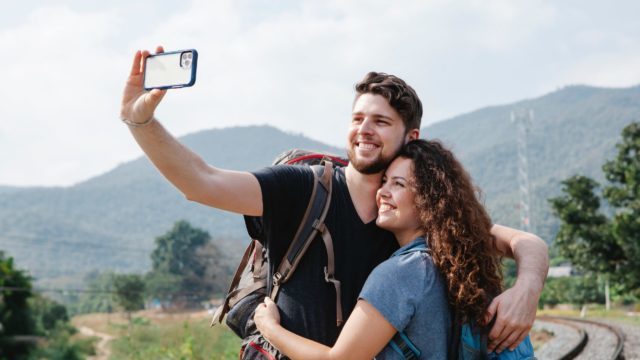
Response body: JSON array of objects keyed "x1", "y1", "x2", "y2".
[{"x1": 254, "y1": 139, "x2": 523, "y2": 359}]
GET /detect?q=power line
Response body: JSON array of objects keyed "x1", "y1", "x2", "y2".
[{"x1": 0, "y1": 286, "x2": 216, "y2": 298}]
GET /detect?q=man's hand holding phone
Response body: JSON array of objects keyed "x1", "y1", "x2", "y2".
[{"x1": 120, "y1": 46, "x2": 168, "y2": 127}]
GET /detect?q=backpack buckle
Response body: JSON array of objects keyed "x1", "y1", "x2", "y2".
[
  {"x1": 323, "y1": 266, "x2": 334, "y2": 282},
  {"x1": 273, "y1": 272, "x2": 283, "y2": 286},
  {"x1": 312, "y1": 219, "x2": 324, "y2": 231}
]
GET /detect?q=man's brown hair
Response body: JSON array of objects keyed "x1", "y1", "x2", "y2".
[{"x1": 355, "y1": 72, "x2": 423, "y2": 132}]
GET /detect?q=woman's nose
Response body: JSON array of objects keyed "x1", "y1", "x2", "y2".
[{"x1": 377, "y1": 186, "x2": 390, "y2": 199}]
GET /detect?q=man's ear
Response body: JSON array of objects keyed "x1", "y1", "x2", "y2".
[{"x1": 405, "y1": 128, "x2": 420, "y2": 143}]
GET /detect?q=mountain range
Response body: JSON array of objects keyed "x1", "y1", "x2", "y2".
[{"x1": 1, "y1": 84, "x2": 639, "y2": 287}]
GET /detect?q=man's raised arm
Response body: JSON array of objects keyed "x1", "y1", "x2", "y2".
[
  {"x1": 120, "y1": 47, "x2": 262, "y2": 217},
  {"x1": 487, "y1": 224, "x2": 549, "y2": 353}
]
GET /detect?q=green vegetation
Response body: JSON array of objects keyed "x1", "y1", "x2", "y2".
[
  {"x1": 550, "y1": 122, "x2": 640, "y2": 296},
  {"x1": 0, "y1": 251, "x2": 35, "y2": 359},
  {"x1": 66, "y1": 270, "x2": 115, "y2": 315},
  {"x1": 0, "y1": 251, "x2": 95, "y2": 360},
  {"x1": 538, "y1": 275, "x2": 605, "y2": 308},
  {"x1": 112, "y1": 274, "x2": 146, "y2": 323},
  {"x1": 61, "y1": 221, "x2": 230, "y2": 317},
  {"x1": 147, "y1": 221, "x2": 228, "y2": 308},
  {"x1": 109, "y1": 319, "x2": 240, "y2": 360}
]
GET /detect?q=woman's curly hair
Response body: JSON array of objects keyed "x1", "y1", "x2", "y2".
[{"x1": 399, "y1": 139, "x2": 503, "y2": 325}]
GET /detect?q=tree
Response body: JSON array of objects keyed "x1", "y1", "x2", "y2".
[
  {"x1": 550, "y1": 122, "x2": 640, "y2": 294},
  {"x1": 146, "y1": 220, "x2": 225, "y2": 307},
  {"x1": 0, "y1": 251, "x2": 36, "y2": 360},
  {"x1": 68, "y1": 270, "x2": 115, "y2": 315},
  {"x1": 111, "y1": 274, "x2": 146, "y2": 322}
]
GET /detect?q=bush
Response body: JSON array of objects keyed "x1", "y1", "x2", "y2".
[{"x1": 539, "y1": 274, "x2": 604, "y2": 308}]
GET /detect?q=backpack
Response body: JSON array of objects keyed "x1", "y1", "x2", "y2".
[
  {"x1": 391, "y1": 241, "x2": 536, "y2": 360},
  {"x1": 210, "y1": 149, "x2": 348, "y2": 359}
]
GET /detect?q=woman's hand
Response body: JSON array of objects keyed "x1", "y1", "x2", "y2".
[{"x1": 254, "y1": 297, "x2": 281, "y2": 339}]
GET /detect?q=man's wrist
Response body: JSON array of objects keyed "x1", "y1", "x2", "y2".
[
  {"x1": 513, "y1": 273, "x2": 545, "y2": 295},
  {"x1": 121, "y1": 116, "x2": 155, "y2": 128}
]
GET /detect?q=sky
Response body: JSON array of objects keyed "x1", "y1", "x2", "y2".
[{"x1": 1, "y1": 0, "x2": 639, "y2": 187}]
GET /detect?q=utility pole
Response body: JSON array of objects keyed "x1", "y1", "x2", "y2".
[{"x1": 511, "y1": 109, "x2": 534, "y2": 233}]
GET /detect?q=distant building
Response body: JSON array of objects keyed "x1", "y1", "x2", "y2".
[{"x1": 547, "y1": 265, "x2": 574, "y2": 278}]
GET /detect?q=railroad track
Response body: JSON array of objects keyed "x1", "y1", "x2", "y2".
[{"x1": 534, "y1": 316, "x2": 625, "y2": 360}]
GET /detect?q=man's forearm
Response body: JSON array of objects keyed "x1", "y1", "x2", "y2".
[
  {"x1": 490, "y1": 224, "x2": 549, "y2": 289},
  {"x1": 511, "y1": 232, "x2": 548, "y2": 292},
  {"x1": 127, "y1": 118, "x2": 263, "y2": 215},
  {"x1": 128, "y1": 118, "x2": 213, "y2": 200}
]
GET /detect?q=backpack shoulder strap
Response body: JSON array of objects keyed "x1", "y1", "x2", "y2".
[
  {"x1": 211, "y1": 240, "x2": 265, "y2": 326},
  {"x1": 271, "y1": 161, "x2": 334, "y2": 297}
]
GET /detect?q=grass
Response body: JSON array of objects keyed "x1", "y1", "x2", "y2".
[
  {"x1": 72, "y1": 305, "x2": 639, "y2": 359},
  {"x1": 73, "y1": 310, "x2": 241, "y2": 360},
  {"x1": 538, "y1": 304, "x2": 640, "y2": 326}
]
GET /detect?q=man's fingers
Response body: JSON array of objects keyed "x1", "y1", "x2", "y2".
[
  {"x1": 143, "y1": 89, "x2": 166, "y2": 111},
  {"x1": 509, "y1": 332, "x2": 528, "y2": 351},
  {"x1": 129, "y1": 50, "x2": 142, "y2": 76},
  {"x1": 487, "y1": 320, "x2": 507, "y2": 352},
  {"x1": 484, "y1": 298, "x2": 498, "y2": 325},
  {"x1": 156, "y1": 45, "x2": 165, "y2": 54},
  {"x1": 140, "y1": 50, "x2": 152, "y2": 74},
  {"x1": 496, "y1": 330, "x2": 523, "y2": 353}
]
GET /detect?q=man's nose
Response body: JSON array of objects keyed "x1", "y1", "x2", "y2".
[{"x1": 358, "y1": 117, "x2": 374, "y2": 135}]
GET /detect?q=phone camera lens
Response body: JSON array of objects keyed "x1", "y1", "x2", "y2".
[
  {"x1": 184, "y1": 60, "x2": 191, "y2": 67},
  {"x1": 187, "y1": 53, "x2": 192, "y2": 59}
]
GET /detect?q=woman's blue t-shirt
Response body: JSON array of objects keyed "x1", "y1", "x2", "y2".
[{"x1": 359, "y1": 237, "x2": 451, "y2": 359}]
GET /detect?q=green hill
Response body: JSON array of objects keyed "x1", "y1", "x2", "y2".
[
  {"x1": 424, "y1": 85, "x2": 640, "y2": 241},
  {"x1": 1, "y1": 84, "x2": 639, "y2": 286},
  {"x1": 0, "y1": 125, "x2": 342, "y2": 284}
]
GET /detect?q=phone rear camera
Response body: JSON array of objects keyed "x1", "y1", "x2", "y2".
[
  {"x1": 187, "y1": 52, "x2": 193, "y2": 59},
  {"x1": 184, "y1": 60, "x2": 191, "y2": 67}
]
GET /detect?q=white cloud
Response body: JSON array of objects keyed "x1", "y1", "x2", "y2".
[
  {"x1": 0, "y1": 5, "x2": 137, "y2": 186},
  {"x1": 561, "y1": 52, "x2": 640, "y2": 87},
  {"x1": 1, "y1": 0, "x2": 639, "y2": 186}
]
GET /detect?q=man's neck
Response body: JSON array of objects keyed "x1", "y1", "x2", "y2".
[{"x1": 345, "y1": 164, "x2": 383, "y2": 224}]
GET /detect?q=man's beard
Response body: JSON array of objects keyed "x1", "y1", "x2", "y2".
[{"x1": 347, "y1": 148, "x2": 394, "y2": 175}]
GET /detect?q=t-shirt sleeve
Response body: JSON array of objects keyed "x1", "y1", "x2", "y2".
[
  {"x1": 359, "y1": 253, "x2": 439, "y2": 332},
  {"x1": 251, "y1": 165, "x2": 315, "y2": 262}
]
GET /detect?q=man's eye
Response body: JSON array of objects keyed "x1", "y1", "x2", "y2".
[{"x1": 394, "y1": 181, "x2": 405, "y2": 188}]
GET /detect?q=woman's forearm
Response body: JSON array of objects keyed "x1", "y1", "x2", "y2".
[
  {"x1": 255, "y1": 299, "x2": 394, "y2": 360},
  {"x1": 261, "y1": 321, "x2": 335, "y2": 360}
]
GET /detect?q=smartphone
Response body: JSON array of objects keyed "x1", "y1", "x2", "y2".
[{"x1": 143, "y1": 49, "x2": 198, "y2": 90}]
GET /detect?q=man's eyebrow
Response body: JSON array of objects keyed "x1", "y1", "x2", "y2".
[
  {"x1": 351, "y1": 112, "x2": 394, "y2": 121},
  {"x1": 375, "y1": 114, "x2": 394, "y2": 121}
]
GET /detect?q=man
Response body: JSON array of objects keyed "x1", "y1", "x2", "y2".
[{"x1": 120, "y1": 47, "x2": 548, "y2": 354}]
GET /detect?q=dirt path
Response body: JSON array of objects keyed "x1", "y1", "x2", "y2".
[{"x1": 78, "y1": 326, "x2": 115, "y2": 360}]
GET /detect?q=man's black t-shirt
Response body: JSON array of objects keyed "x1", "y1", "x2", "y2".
[{"x1": 252, "y1": 164, "x2": 398, "y2": 345}]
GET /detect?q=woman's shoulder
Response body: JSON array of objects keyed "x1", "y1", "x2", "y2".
[{"x1": 369, "y1": 249, "x2": 438, "y2": 288}]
